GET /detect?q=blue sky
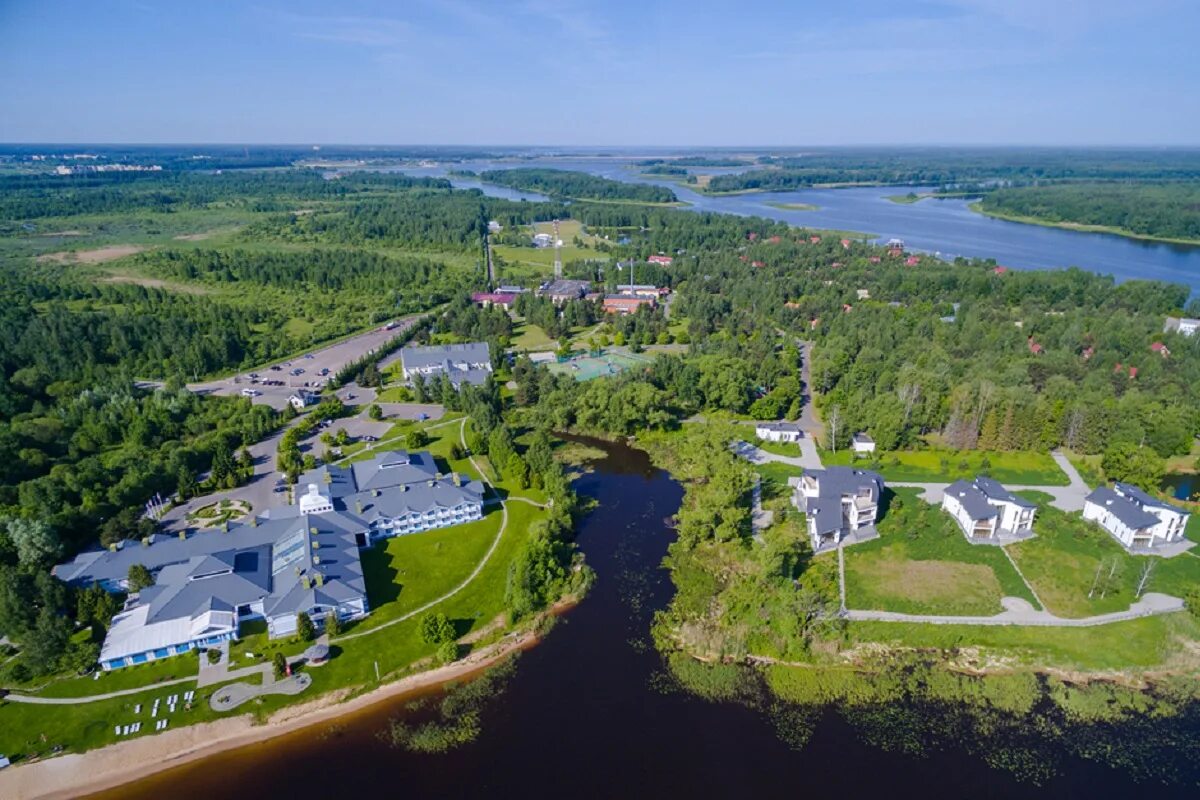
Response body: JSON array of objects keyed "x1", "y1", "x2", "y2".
[{"x1": 1, "y1": 0, "x2": 1197, "y2": 145}]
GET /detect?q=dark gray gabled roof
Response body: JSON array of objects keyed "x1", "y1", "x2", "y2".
[
  {"x1": 345, "y1": 477, "x2": 485, "y2": 521},
  {"x1": 806, "y1": 496, "x2": 844, "y2": 535},
  {"x1": 945, "y1": 480, "x2": 998, "y2": 521},
  {"x1": 1086, "y1": 487, "x2": 1160, "y2": 530},
  {"x1": 973, "y1": 476, "x2": 1035, "y2": 509},
  {"x1": 400, "y1": 342, "x2": 492, "y2": 371},
  {"x1": 756, "y1": 421, "x2": 803, "y2": 433},
  {"x1": 852, "y1": 432, "x2": 874, "y2": 444},
  {"x1": 1113, "y1": 482, "x2": 1184, "y2": 513},
  {"x1": 807, "y1": 466, "x2": 883, "y2": 501}
]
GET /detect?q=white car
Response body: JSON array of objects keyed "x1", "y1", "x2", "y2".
[{"x1": 240, "y1": 388, "x2": 261, "y2": 398}]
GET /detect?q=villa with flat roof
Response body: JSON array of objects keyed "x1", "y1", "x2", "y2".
[
  {"x1": 942, "y1": 476, "x2": 1036, "y2": 543},
  {"x1": 1083, "y1": 482, "x2": 1190, "y2": 552},
  {"x1": 399, "y1": 342, "x2": 492, "y2": 388},
  {"x1": 55, "y1": 449, "x2": 484, "y2": 670},
  {"x1": 793, "y1": 466, "x2": 884, "y2": 552}
]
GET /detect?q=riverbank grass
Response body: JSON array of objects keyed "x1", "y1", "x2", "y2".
[{"x1": 1006, "y1": 503, "x2": 1200, "y2": 618}]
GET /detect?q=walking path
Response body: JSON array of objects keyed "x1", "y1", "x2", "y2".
[
  {"x1": 1000, "y1": 545, "x2": 1047, "y2": 610},
  {"x1": 843, "y1": 592, "x2": 1184, "y2": 627},
  {"x1": 335, "y1": 418, "x2": 510, "y2": 643},
  {"x1": 11, "y1": 418, "x2": 520, "y2": 704}
]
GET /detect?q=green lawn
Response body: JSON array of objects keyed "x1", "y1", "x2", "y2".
[
  {"x1": 842, "y1": 613, "x2": 1198, "y2": 671},
  {"x1": 755, "y1": 438, "x2": 803, "y2": 457},
  {"x1": 843, "y1": 489, "x2": 1040, "y2": 615},
  {"x1": 1008, "y1": 504, "x2": 1200, "y2": 618},
  {"x1": 821, "y1": 448, "x2": 1068, "y2": 485},
  {"x1": 509, "y1": 321, "x2": 556, "y2": 351},
  {"x1": 357, "y1": 510, "x2": 503, "y2": 630}
]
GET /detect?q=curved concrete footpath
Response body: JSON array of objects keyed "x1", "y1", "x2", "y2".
[{"x1": 844, "y1": 592, "x2": 1185, "y2": 627}]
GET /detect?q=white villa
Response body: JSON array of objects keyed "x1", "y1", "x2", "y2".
[
  {"x1": 851, "y1": 432, "x2": 876, "y2": 455},
  {"x1": 55, "y1": 449, "x2": 484, "y2": 670},
  {"x1": 755, "y1": 421, "x2": 803, "y2": 443},
  {"x1": 1083, "y1": 482, "x2": 1190, "y2": 551},
  {"x1": 942, "y1": 476, "x2": 1036, "y2": 542},
  {"x1": 793, "y1": 467, "x2": 884, "y2": 552}
]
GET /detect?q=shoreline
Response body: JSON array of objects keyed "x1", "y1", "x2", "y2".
[
  {"x1": 968, "y1": 202, "x2": 1200, "y2": 247},
  {"x1": 0, "y1": 628, "x2": 543, "y2": 800}
]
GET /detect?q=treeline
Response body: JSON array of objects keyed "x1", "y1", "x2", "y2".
[
  {"x1": 978, "y1": 183, "x2": 1200, "y2": 242},
  {"x1": 637, "y1": 157, "x2": 754, "y2": 167},
  {"x1": 707, "y1": 148, "x2": 1200, "y2": 192},
  {"x1": 140, "y1": 248, "x2": 467, "y2": 296},
  {"x1": 247, "y1": 189, "x2": 566, "y2": 252},
  {"x1": 0, "y1": 170, "x2": 452, "y2": 220},
  {"x1": 480, "y1": 169, "x2": 677, "y2": 204}
]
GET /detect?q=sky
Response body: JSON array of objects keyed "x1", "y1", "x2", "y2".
[{"x1": 1, "y1": 0, "x2": 1198, "y2": 146}]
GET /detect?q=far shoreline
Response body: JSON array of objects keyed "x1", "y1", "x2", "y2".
[{"x1": 968, "y1": 201, "x2": 1200, "y2": 247}]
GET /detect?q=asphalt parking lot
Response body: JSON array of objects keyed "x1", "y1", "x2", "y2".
[{"x1": 188, "y1": 317, "x2": 420, "y2": 410}]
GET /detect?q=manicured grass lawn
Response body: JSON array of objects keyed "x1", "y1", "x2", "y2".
[
  {"x1": 821, "y1": 448, "x2": 1068, "y2": 485},
  {"x1": 374, "y1": 386, "x2": 414, "y2": 402},
  {"x1": 357, "y1": 510, "x2": 503, "y2": 629},
  {"x1": 842, "y1": 612, "x2": 1199, "y2": 672},
  {"x1": 26, "y1": 653, "x2": 200, "y2": 699},
  {"x1": 755, "y1": 438, "x2": 803, "y2": 457},
  {"x1": 1063, "y1": 450, "x2": 1104, "y2": 486},
  {"x1": 509, "y1": 321, "x2": 556, "y2": 351},
  {"x1": 843, "y1": 489, "x2": 1039, "y2": 615},
  {"x1": 1007, "y1": 504, "x2": 1200, "y2": 618}
]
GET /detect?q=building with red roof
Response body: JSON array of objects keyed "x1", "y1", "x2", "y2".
[
  {"x1": 472, "y1": 292, "x2": 518, "y2": 309},
  {"x1": 647, "y1": 255, "x2": 673, "y2": 266},
  {"x1": 603, "y1": 295, "x2": 655, "y2": 315}
]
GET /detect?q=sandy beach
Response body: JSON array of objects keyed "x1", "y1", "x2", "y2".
[{"x1": 0, "y1": 630, "x2": 540, "y2": 800}]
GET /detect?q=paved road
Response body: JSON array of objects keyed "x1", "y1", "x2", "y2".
[
  {"x1": 844, "y1": 592, "x2": 1184, "y2": 627},
  {"x1": 891, "y1": 450, "x2": 1091, "y2": 512},
  {"x1": 190, "y1": 316, "x2": 423, "y2": 410}
]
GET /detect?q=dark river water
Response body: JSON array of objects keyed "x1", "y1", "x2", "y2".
[
  {"x1": 381, "y1": 156, "x2": 1200, "y2": 294},
  {"x1": 92, "y1": 439, "x2": 1198, "y2": 799}
]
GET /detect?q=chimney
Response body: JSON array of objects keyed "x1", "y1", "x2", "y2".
[
  {"x1": 141, "y1": 537, "x2": 150, "y2": 547},
  {"x1": 315, "y1": 573, "x2": 325, "y2": 587},
  {"x1": 109, "y1": 542, "x2": 119, "y2": 552},
  {"x1": 323, "y1": 471, "x2": 332, "y2": 484},
  {"x1": 178, "y1": 531, "x2": 186, "y2": 541},
  {"x1": 355, "y1": 500, "x2": 363, "y2": 514},
  {"x1": 310, "y1": 526, "x2": 318, "y2": 535}
]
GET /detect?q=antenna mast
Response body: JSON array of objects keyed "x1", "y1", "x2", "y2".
[{"x1": 553, "y1": 219, "x2": 563, "y2": 279}]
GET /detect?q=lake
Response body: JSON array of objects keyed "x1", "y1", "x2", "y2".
[
  {"x1": 92, "y1": 439, "x2": 1199, "y2": 799},
  {"x1": 373, "y1": 156, "x2": 1200, "y2": 294}
]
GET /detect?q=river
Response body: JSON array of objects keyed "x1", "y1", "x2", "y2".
[
  {"x1": 368, "y1": 155, "x2": 1200, "y2": 294},
  {"x1": 92, "y1": 438, "x2": 1198, "y2": 799}
]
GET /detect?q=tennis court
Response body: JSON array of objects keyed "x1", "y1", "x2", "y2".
[{"x1": 547, "y1": 349, "x2": 654, "y2": 382}]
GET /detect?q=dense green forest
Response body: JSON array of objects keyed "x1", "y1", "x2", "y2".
[
  {"x1": 0, "y1": 170, "x2": 452, "y2": 222},
  {"x1": 479, "y1": 168, "x2": 678, "y2": 203},
  {"x1": 977, "y1": 183, "x2": 1200, "y2": 242},
  {"x1": 706, "y1": 148, "x2": 1200, "y2": 193}
]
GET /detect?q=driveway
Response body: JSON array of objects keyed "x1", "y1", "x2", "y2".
[
  {"x1": 890, "y1": 450, "x2": 1092, "y2": 513},
  {"x1": 732, "y1": 438, "x2": 823, "y2": 471}
]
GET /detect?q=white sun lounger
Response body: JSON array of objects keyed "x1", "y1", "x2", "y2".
[{"x1": 114, "y1": 726, "x2": 121, "y2": 736}]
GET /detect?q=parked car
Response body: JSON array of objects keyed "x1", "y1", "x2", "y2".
[
  {"x1": 240, "y1": 388, "x2": 261, "y2": 397},
  {"x1": 319, "y1": 368, "x2": 330, "y2": 376}
]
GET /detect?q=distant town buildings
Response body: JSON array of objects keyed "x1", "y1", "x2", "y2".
[
  {"x1": 472, "y1": 291, "x2": 518, "y2": 310},
  {"x1": 1164, "y1": 316, "x2": 1200, "y2": 337},
  {"x1": 647, "y1": 255, "x2": 673, "y2": 266},
  {"x1": 602, "y1": 295, "x2": 654, "y2": 315},
  {"x1": 400, "y1": 342, "x2": 493, "y2": 387},
  {"x1": 538, "y1": 279, "x2": 591, "y2": 304}
]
